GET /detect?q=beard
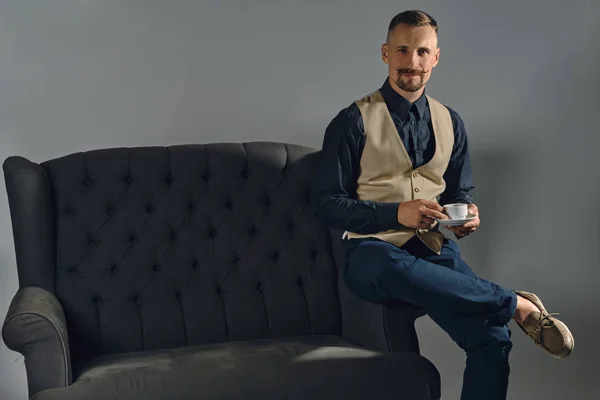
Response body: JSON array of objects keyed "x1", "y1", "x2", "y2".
[{"x1": 394, "y1": 67, "x2": 427, "y2": 92}]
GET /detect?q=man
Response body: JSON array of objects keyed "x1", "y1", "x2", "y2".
[{"x1": 310, "y1": 10, "x2": 574, "y2": 400}]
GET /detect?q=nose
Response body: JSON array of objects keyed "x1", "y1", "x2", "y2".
[{"x1": 409, "y1": 51, "x2": 420, "y2": 69}]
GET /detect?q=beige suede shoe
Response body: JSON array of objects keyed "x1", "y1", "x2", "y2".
[{"x1": 514, "y1": 290, "x2": 574, "y2": 359}]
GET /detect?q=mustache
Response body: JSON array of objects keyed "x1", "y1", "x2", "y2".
[{"x1": 395, "y1": 67, "x2": 430, "y2": 75}]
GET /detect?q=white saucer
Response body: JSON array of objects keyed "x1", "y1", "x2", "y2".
[{"x1": 436, "y1": 214, "x2": 477, "y2": 226}]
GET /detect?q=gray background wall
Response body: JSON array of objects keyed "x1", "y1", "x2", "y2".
[{"x1": 1, "y1": 1, "x2": 598, "y2": 399}]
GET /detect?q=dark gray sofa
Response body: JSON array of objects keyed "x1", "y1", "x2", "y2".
[{"x1": 2, "y1": 141, "x2": 440, "y2": 400}]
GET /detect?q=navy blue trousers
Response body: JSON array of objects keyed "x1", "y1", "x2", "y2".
[{"x1": 343, "y1": 236, "x2": 518, "y2": 400}]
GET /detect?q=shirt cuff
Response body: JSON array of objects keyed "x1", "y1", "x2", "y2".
[{"x1": 376, "y1": 202, "x2": 402, "y2": 231}]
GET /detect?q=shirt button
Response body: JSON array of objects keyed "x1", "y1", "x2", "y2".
[
  {"x1": 414, "y1": 188, "x2": 420, "y2": 193},
  {"x1": 413, "y1": 172, "x2": 418, "y2": 178}
]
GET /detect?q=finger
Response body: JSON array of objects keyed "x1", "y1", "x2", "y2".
[
  {"x1": 422, "y1": 209, "x2": 448, "y2": 220},
  {"x1": 422, "y1": 216, "x2": 435, "y2": 225},
  {"x1": 418, "y1": 222, "x2": 433, "y2": 229},
  {"x1": 420, "y1": 199, "x2": 444, "y2": 212},
  {"x1": 453, "y1": 229, "x2": 466, "y2": 237},
  {"x1": 468, "y1": 204, "x2": 478, "y2": 215},
  {"x1": 447, "y1": 225, "x2": 461, "y2": 234},
  {"x1": 418, "y1": 217, "x2": 434, "y2": 229},
  {"x1": 418, "y1": 205, "x2": 446, "y2": 220}
]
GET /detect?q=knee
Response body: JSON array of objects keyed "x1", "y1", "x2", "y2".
[
  {"x1": 343, "y1": 258, "x2": 383, "y2": 303},
  {"x1": 343, "y1": 248, "x2": 399, "y2": 303}
]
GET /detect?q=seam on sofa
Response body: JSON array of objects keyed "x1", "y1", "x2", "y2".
[
  {"x1": 3, "y1": 311, "x2": 69, "y2": 387},
  {"x1": 381, "y1": 305, "x2": 391, "y2": 352}
]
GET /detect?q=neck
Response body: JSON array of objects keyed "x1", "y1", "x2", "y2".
[{"x1": 387, "y1": 77, "x2": 425, "y2": 103}]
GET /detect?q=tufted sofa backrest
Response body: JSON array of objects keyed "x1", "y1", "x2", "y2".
[{"x1": 5, "y1": 142, "x2": 342, "y2": 364}]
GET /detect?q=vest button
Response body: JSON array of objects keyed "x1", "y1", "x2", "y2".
[{"x1": 414, "y1": 187, "x2": 420, "y2": 193}]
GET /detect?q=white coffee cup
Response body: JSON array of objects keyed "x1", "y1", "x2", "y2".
[{"x1": 443, "y1": 203, "x2": 468, "y2": 220}]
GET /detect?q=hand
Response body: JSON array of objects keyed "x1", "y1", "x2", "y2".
[
  {"x1": 445, "y1": 204, "x2": 480, "y2": 238},
  {"x1": 397, "y1": 199, "x2": 448, "y2": 230}
]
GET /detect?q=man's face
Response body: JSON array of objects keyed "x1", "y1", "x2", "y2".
[{"x1": 382, "y1": 24, "x2": 440, "y2": 94}]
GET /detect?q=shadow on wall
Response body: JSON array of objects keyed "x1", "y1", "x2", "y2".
[{"x1": 446, "y1": 141, "x2": 531, "y2": 280}]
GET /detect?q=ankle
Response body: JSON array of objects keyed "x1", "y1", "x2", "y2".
[
  {"x1": 513, "y1": 295, "x2": 537, "y2": 323},
  {"x1": 512, "y1": 309, "x2": 529, "y2": 324}
]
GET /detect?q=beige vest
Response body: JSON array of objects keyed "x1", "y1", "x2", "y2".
[{"x1": 344, "y1": 89, "x2": 454, "y2": 254}]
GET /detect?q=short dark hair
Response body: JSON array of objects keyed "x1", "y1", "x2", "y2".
[{"x1": 387, "y1": 10, "x2": 438, "y2": 42}]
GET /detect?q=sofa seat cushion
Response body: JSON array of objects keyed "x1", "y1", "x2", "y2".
[{"x1": 32, "y1": 335, "x2": 439, "y2": 400}]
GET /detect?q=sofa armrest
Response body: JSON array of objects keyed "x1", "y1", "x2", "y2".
[
  {"x1": 329, "y1": 230, "x2": 425, "y2": 354},
  {"x1": 338, "y1": 272, "x2": 425, "y2": 354},
  {"x1": 2, "y1": 286, "x2": 72, "y2": 397}
]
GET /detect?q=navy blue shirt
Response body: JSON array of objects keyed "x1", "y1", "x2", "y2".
[{"x1": 311, "y1": 78, "x2": 474, "y2": 235}]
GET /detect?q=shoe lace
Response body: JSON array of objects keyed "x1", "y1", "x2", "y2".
[{"x1": 527, "y1": 312, "x2": 560, "y2": 345}]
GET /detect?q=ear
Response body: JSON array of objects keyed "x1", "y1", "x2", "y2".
[
  {"x1": 432, "y1": 47, "x2": 440, "y2": 68},
  {"x1": 381, "y1": 43, "x2": 389, "y2": 64}
]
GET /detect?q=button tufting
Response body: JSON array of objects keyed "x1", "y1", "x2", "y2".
[
  {"x1": 241, "y1": 169, "x2": 249, "y2": 179},
  {"x1": 132, "y1": 294, "x2": 140, "y2": 304},
  {"x1": 165, "y1": 175, "x2": 174, "y2": 186},
  {"x1": 297, "y1": 278, "x2": 303, "y2": 287},
  {"x1": 68, "y1": 267, "x2": 77, "y2": 274},
  {"x1": 257, "y1": 283, "x2": 263, "y2": 292},
  {"x1": 188, "y1": 202, "x2": 195, "y2": 212},
  {"x1": 83, "y1": 179, "x2": 92, "y2": 187},
  {"x1": 310, "y1": 249, "x2": 317, "y2": 260},
  {"x1": 171, "y1": 233, "x2": 178, "y2": 241},
  {"x1": 110, "y1": 265, "x2": 117, "y2": 274},
  {"x1": 153, "y1": 264, "x2": 160, "y2": 272},
  {"x1": 224, "y1": 200, "x2": 233, "y2": 210},
  {"x1": 287, "y1": 223, "x2": 295, "y2": 232},
  {"x1": 272, "y1": 252, "x2": 279, "y2": 262},
  {"x1": 208, "y1": 229, "x2": 217, "y2": 239},
  {"x1": 249, "y1": 226, "x2": 257, "y2": 236},
  {"x1": 129, "y1": 235, "x2": 137, "y2": 244},
  {"x1": 264, "y1": 197, "x2": 272, "y2": 207},
  {"x1": 175, "y1": 292, "x2": 182, "y2": 300},
  {"x1": 123, "y1": 176, "x2": 132, "y2": 185},
  {"x1": 65, "y1": 206, "x2": 75, "y2": 216},
  {"x1": 203, "y1": 173, "x2": 210, "y2": 181},
  {"x1": 107, "y1": 207, "x2": 116, "y2": 216},
  {"x1": 191, "y1": 260, "x2": 198, "y2": 270},
  {"x1": 232, "y1": 256, "x2": 240, "y2": 264},
  {"x1": 146, "y1": 205, "x2": 155, "y2": 214}
]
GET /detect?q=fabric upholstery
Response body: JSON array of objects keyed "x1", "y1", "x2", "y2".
[
  {"x1": 2, "y1": 287, "x2": 72, "y2": 395},
  {"x1": 3, "y1": 156, "x2": 56, "y2": 292},
  {"x1": 2, "y1": 141, "x2": 440, "y2": 399},
  {"x1": 331, "y1": 229, "x2": 425, "y2": 354},
  {"x1": 25, "y1": 142, "x2": 341, "y2": 364},
  {"x1": 31, "y1": 335, "x2": 440, "y2": 400}
]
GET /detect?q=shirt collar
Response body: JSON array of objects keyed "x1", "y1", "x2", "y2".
[{"x1": 379, "y1": 77, "x2": 427, "y2": 121}]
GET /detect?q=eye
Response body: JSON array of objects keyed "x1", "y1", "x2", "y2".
[
  {"x1": 398, "y1": 48, "x2": 408, "y2": 54},
  {"x1": 418, "y1": 49, "x2": 429, "y2": 56}
]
